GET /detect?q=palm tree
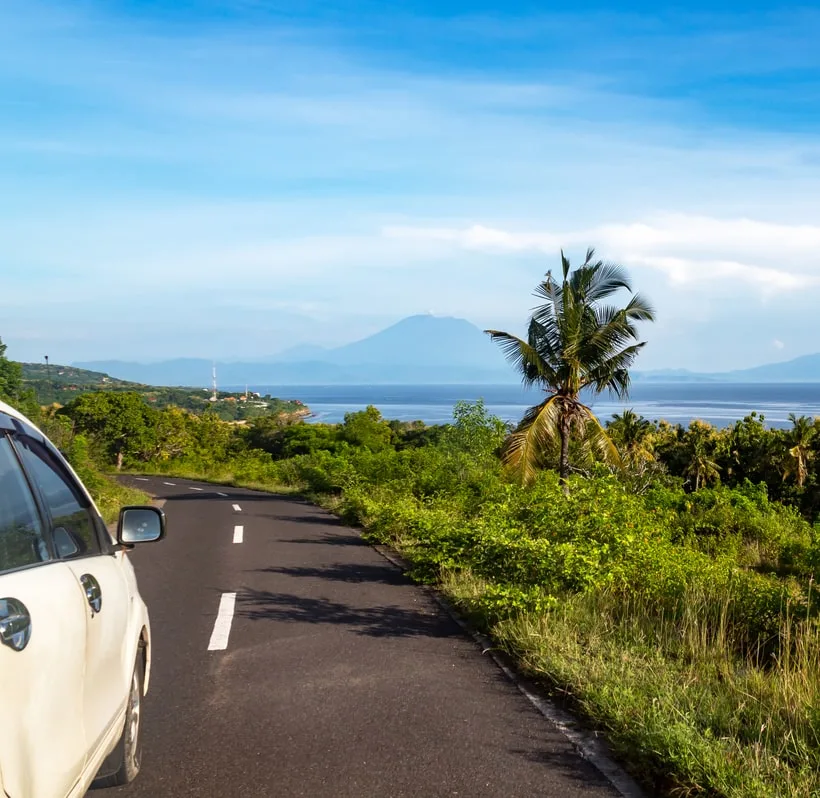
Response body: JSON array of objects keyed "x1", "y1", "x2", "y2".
[
  {"x1": 681, "y1": 420, "x2": 720, "y2": 491},
  {"x1": 784, "y1": 413, "x2": 816, "y2": 488},
  {"x1": 685, "y1": 445, "x2": 721, "y2": 490},
  {"x1": 486, "y1": 248, "x2": 655, "y2": 485},
  {"x1": 608, "y1": 409, "x2": 655, "y2": 470}
]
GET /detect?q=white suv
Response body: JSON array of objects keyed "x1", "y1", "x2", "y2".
[{"x1": 0, "y1": 399, "x2": 165, "y2": 798}]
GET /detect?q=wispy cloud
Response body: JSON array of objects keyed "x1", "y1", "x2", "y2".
[{"x1": 384, "y1": 214, "x2": 820, "y2": 293}]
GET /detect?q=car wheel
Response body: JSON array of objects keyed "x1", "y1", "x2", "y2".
[{"x1": 92, "y1": 652, "x2": 144, "y2": 788}]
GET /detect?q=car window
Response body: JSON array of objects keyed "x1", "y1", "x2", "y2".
[
  {"x1": 0, "y1": 434, "x2": 50, "y2": 573},
  {"x1": 15, "y1": 437, "x2": 102, "y2": 559}
]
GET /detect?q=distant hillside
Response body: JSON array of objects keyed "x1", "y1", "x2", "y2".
[
  {"x1": 22, "y1": 363, "x2": 136, "y2": 387},
  {"x1": 75, "y1": 315, "x2": 516, "y2": 386},
  {"x1": 724, "y1": 353, "x2": 820, "y2": 382},
  {"x1": 271, "y1": 344, "x2": 329, "y2": 363},
  {"x1": 633, "y1": 369, "x2": 720, "y2": 383},
  {"x1": 328, "y1": 315, "x2": 502, "y2": 367},
  {"x1": 20, "y1": 362, "x2": 308, "y2": 421},
  {"x1": 634, "y1": 355, "x2": 820, "y2": 383}
]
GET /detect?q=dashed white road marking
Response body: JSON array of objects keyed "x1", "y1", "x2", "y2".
[
  {"x1": 135, "y1": 477, "x2": 149, "y2": 482},
  {"x1": 232, "y1": 504, "x2": 242, "y2": 512},
  {"x1": 233, "y1": 525, "x2": 244, "y2": 544},
  {"x1": 207, "y1": 593, "x2": 237, "y2": 651},
  {"x1": 163, "y1": 482, "x2": 176, "y2": 486},
  {"x1": 189, "y1": 487, "x2": 204, "y2": 492},
  {"x1": 216, "y1": 492, "x2": 228, "y2": 497}
]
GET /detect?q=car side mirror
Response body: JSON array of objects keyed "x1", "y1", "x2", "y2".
[{"x1": 117, "y1": 506, "x2": 166, "y2": 546}]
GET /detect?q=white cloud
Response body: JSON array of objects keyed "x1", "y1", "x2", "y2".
[
  {"x1": 383, "y1": 214, "x2": 820, "y2": 293},
  {"x1": 773, "y1": 339, "x2": 786, "y2": 350},
  {"x1": 383, "y1": 224, "x2": 562, "y2": 252}
]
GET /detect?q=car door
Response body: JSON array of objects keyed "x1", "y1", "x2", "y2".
[
  {"x1": 15, "y1": 434, "x2": 134, "y2": 766},
  {"x1": 0, "y1": 429, "x2": 88, "y2": 798}
]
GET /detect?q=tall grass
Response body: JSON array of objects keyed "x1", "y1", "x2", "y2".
[
  {"x1": 127, "y1": 456, "x2": 299, "y2": 496},
  {"x1": 445, "y1": 572, "x2": 820, "y2": 797}
]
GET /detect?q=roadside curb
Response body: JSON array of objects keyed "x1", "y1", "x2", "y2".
[{"x1": 371, "y1": 542, "x2": 646, "y2": 798}]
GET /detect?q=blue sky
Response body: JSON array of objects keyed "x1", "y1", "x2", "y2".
[{"x1": 2, "y1": 0, "x2": 820, "y2": 372}]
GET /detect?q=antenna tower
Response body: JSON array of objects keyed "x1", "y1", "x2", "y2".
[{"x1": 212, "y1": 363, "x2": 218, "y2": 402}]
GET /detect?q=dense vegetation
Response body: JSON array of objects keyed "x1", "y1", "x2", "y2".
[
  {"x1": 0, "y1": 340, "x2": 150, "y2": 521},
  {"x1": 19, "y1": 361, "x2": 308, "y2": 421},
  {"x1": 116, "y1": 400, "x2": 820, "y2": 797},
  {"x1": 6, "y1": 245, "x2": 820, "y2": 797}
]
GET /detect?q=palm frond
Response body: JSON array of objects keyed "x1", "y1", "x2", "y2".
[
  {"x1": 561, "y1": 251, "x2": 572, "y2": 281},
  {"x1": 580, "y1": 308, "x2": 640, "y2": 367},
  {"x1": 502, "y1": 396, "x2": 562, "y2": 485},
  {"x1": 576, "y1": 406, "x2": 623, "y2": 468},
  {"x1": 572, "y1": 261, "x2": 632, "y2": 303},
  {"x1": 485, "y1": 330, "x2": 558, "y2": 388},
  {"x1": 623, "y1": 292, "x2": 656, "y2": 323},
  {"x1": 531, "y1": 273, "x2": 564, "y2": 328},
  {"x1": 525, "y1": 318, "x2": 565, "y2": 380},
  {"x1": 583, "y1": 343, "x2": 647, "y2": 397}
]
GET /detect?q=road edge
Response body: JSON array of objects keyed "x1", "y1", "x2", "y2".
[{"x1": 371, "y1": 542, "x2": 646, "y2": 798}]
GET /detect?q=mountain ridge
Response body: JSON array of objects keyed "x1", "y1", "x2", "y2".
[
  {"x1": 74, "y1": 314, "x2": 820, "y2": 386},
  {"x1": 75, "y1": 315, "x2": 515, "y2": 386}
]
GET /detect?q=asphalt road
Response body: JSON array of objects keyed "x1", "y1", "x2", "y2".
[{"x1": 110, "y1": 475, "x2": 622, "y2": 798}]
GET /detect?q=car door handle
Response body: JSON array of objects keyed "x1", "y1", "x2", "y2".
[
  {"x1": 0, "y1": 598, "x2": 32, "y2": 652},
  {"x1": 79, "y1": 574, "x2": 102, "y2": 615}
]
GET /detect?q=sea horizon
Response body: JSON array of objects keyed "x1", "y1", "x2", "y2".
[{"x1": 223, "y1": 382, "x2": 820, "y2": 429}]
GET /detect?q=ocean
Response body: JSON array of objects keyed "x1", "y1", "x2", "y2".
[{"x1": 229, "y1": 383, "x2": 820, "y2": 429}]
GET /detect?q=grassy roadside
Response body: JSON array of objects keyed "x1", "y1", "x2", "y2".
[
  {"x1": 446, "y1": 571, "x2": 820, "y2": 798},
  {"x1": 350, "y1": 490, "x2": 820, "y2": 798},
  {"x1": 73, "y1": 464, "x2": 151, "y2": 524},
  {"x1": 63, "y1": 450, "x2": 151, "y2": 524},
  {"x1": 93, "y1": 477, "x2": 153, "y2": 524},
  {"x1": 130, "y1": 466, "x2": 820, "y2": 798}
]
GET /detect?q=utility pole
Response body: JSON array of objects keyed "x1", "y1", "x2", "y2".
[{"x1": 44, "y1": 355, "x2": 52, "y2": 406}]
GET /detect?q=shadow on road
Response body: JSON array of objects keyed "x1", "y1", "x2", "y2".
[
  {"x1": 235, "y1": 588, "x2": 458, "y2": 639},
  {"x1": 253, "y1": 562, "x2": 408, "y2": 586},
  {"x1": 258, "y1": 512, "x2": 345, "y2": 526},
  {"x1": 156, "y1": 491, "x2": 299, "y2": 503},
  {"x1": 509, "y1": 747, "x2": 614, "y2": 790},
  {"x1": 277, "y1": 532, "x2": 364, "y2": 547}
]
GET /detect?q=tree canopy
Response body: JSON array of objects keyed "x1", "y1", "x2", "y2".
[
  {"x1": 486, "y1": 249, "x2": 655, "y2": 485},
  {"x1": 0, "y1": 337, "x2": 24, "y2": 402}
]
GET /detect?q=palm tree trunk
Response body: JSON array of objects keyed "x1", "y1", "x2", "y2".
[{"x1": 558, "y1": 413, "x2": 571, "y2": 492}]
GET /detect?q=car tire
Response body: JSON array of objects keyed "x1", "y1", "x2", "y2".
[{"x1": 92, "y1": 652, "x2": 144, "y2": 789}]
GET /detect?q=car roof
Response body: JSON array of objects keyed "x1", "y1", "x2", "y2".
[
  {"x1": 0, "y1": 399, "x2": 45, "y2": 437},
  {"x1": 0, "y1": 398, "x2": 36, "y2": 424},
  {"x1": 0, "y1": 398, "x2": 105, "y2": 519}
]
